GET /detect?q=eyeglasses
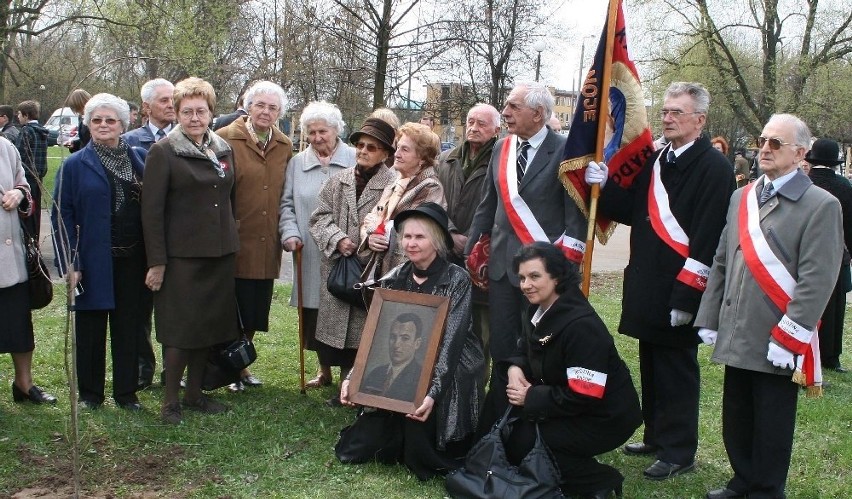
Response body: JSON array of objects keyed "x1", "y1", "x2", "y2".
[
  {"x1": 252, "y1": 102, "x2": 280, "y2": 113},
  {"x1": 90, "y1": 117, "x2": 119, "y2": 125},
  {"x1": 179, "y1": 108, "x2": 210, "y2": 119},
  {"x1": 355, "y1": 141, "x2": 380, "y2": 152},
  {"x1": 660, "y1": 109, "x2": 702, "y2": 119},
  {"x1": 757, "y1": 136, "x2": 795, "y2": 151}
]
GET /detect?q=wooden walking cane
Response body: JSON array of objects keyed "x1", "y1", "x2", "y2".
[{"x1": 295, "y1": 248, "x2": 307, "y2": 394}]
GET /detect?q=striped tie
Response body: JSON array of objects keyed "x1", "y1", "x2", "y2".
[
  {"x1": 156, "y1": 128, "x2": 166, "y2": 141},
  {"x1": 759, "y1": 182, "x2": 774, "y2": 206},
  {"x1": 517, "y1": 141, "x2": 531, "y2": 184}
]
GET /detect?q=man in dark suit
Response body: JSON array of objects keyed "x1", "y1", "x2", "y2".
[
  {"x1": 805, "y1": 138, "x2": 851, "y2": 373},
  {"x1": 122, "y1": 78, "x2": 176, "y2": 389},
  {"x1": 695, "y1": 114, "x2": 842, "y2": 499},
  {"x1": 585, "y1": 82, "x2": 735, "y2": 480},
  {"x1": 122, "y1": 78, "x2": 175, "y2": 151},
  {"x1": 466, "y1": 82, "x2": 586, "y2": 423},
  {"x1": 362, "y1": 313, "x2": 423, "y2": 402}
]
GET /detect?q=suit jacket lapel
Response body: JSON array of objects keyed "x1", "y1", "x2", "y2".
[{"x1": 518, "y1": 131, "x2": 557, "y2": 191}]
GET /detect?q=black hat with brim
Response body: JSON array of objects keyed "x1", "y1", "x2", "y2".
[
  {"x1": 394, "y1": 202, "x2": 454, "y2": 251},
  {"x1": 805, "y1": 138, "x2": 843, "y2": 167}
]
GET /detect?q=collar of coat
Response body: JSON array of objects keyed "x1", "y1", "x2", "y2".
[
  {"x1": 526, "y1": 285, "x2": 598, "y2": 347},
  {"x1": 301, "y1": 140, "x2": 355, "y2": 171},
  {"x1": 216, "y1": 115, "x2": 289, "y2": 153},
  {"x1": 770, "y1": 170, "x2": 813, "y2": 203},
  {"x1": 167, "y1": 125, "x2": 232, "y2": 159}
]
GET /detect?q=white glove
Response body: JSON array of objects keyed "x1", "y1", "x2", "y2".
[
  {"x1": 767, "y1": 342, "x2": 795, "y2": 369},
  {"x1": 585, "y1": 161, "x2": 608, "y2": 188},
  {"x1": 670, "y1": 308, "x2": 694, "y2": 327},
  {"x1": 697, "y1": 328, "x2": 717, "y2": 345}
]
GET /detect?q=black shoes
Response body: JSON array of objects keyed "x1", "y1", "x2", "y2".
[
  {"x1": 643, "y1": 460, "x2": 695, "y2": 480},
  {"x1": 117, "y1": 400, "x2": 143, "y2": 412},
  {"x1": 623, "y1": 442, "x2": 659, "y2": 456},
  {"x1": 706, "y1": 487, "x2": 746, "y2": 499},
  {"x1": 585, "y1": 485, "x2": 623, "y2": 498},
  {"x1": 12, "y1": 383, "x2": 57, "y2": 404},
  {"x1": 241, "y1": 374, "x2": 263, "y2": 387}
]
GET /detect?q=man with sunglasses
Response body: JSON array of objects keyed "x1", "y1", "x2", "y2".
[
  {"x1": 584, "y1": 82, "x2": 735, "y2": 481},
  {"x1": 695, "y1": 115, "x2": 842, "y2": 499}
]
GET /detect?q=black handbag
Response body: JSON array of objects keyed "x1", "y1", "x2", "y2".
[
  {"x1": 20, "y1": 221, "x2": 53, "y2": 309},
  {"x1": 327, "y1": 254, "x2": 365, "y2": 309},
  {"x1": 219, "y1": 336, "x2": 257, "y2": 371},
  {"x1": 445, "y1": 407, "x2": 565, "y2": 499},
  {"x1": 202, "y1": 336, "x2": 257, "y2": 391}
]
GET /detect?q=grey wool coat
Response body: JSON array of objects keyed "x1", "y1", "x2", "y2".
[
  {"x1": 309, "y1": 164, "x2": 396, "y2": 350},
  {"x1": 279, "y1": 141, "x2": 356, "y2": 308},
  {"x1": 695, "y1": 172, "x2": 843, "y2": 375}
]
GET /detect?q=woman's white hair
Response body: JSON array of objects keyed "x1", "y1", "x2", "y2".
[
  {"x1": 84, "y1": 93, "x2": 130, "y2": 131},
  {"x1": 299, "y1": 100, "x2": 346, "y2": 134},
  {"x1": 243, "y1": 80, "x2": 287, "y2": 118}
]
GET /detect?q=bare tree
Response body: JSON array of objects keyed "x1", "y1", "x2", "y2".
[{"x1": 639, "y1": 0, "x2": 852, "y2": 138}]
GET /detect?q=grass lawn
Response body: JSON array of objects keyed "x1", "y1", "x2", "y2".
[{"x1": 1, "y1": 274, "x2": 850, "y2": 498}]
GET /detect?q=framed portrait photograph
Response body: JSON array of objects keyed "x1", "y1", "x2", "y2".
[{"x1": 349, "y1": 288, "x2": 450, "y2": 414}]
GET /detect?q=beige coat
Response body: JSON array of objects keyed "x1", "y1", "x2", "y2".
[
  {"x1": 217, "y1": 116, "x2": 292, "y2": 279},
  {"x1": 309, "y1": 165, "x2": 396, "y2": 350},
  {"x1": 0, "y1": 138, "x2": 29, "y2": 288}
]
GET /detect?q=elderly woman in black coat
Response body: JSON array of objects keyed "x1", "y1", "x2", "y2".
[
  {"x1": 500, "y1": 242, "x2": 642, "y2": 499},
  {"x1": 338, "y1": 203, "x2": 485, "y2": 480}
]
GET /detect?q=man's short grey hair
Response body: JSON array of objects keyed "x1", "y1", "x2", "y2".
[
  {"x1": 517, "y1": 82, "x2": 554, "y2": 119},
  {"x1": 244, "y1": 80, "x2": 287, "y2": 117},
  {"x1": 140, "y1": 78, "x2": 174, "y2": 104},
  {"x1": 664, "y1": 82, "x2": 710, "y2": 114},
  {"x1": 467, "y1": 103, "x2": 501, "y2": 128},
  {"x1": 767, "y1": 113, "x2": 811, "y2": 148},
  {"x1": 84, "y1": 93, "x2": 130, "y2": 131},
  {"x1": 299, "y1": 100, "x2": 346, "y2": 133}
]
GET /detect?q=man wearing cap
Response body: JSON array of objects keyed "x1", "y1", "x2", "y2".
[
  {"x1": 466, "y1": 82, "x2": 586, "y2": 424},
  {"x1": 805, "y1": 138, "x2": 851, "y2": 374},
  {"x1": 695, "y1": 114, "x2": 842, "y2": 499}
]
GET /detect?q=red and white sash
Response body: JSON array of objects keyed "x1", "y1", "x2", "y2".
[
  {"x1": 647, "y1": 147, "x2": 709, "y2": 291},
  {"x1": 738, "y1": 178, "x2": 821, "y2": 388},
  {"x1": 497, "y1": 136, "x2": 584, "y2": 263}
]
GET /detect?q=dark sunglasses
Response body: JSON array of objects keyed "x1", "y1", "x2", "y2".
[
  {"x1": 90, "y1": 117, "x2": 119, "y2": 125},
  {"x1": 757, "y1": 136, "x2": 794, "y2": 151},
  {"x1": 355, "y1": 141, "x2": 380, "y2": 152}
]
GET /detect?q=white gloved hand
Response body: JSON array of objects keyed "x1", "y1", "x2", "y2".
[
  {"x1": 585, "y1": 161, "x2": 609, "y2": 188},
  {"x1": 767, "y1": 342, "x2": 796, "y2": 369},
  {"x1": 670, "y1": 308, "x2": 694, "y2": 327},
  {"x1": 697, "y1": 328, "x2": 717, "y2": 345}
]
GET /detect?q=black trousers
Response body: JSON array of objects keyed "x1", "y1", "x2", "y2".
[
  {"x1": 723, "y1": 366, "x2": 798, "y2": 499},
  {"x1": 638, "y1": 341, "x2": 699, "y2": 465},
  {"x1": 817, "y1": 276, "x2": 845, "y2": 368},
  {"x1": 76, "y1": 254, "x2": 152, "y2": 404},
  {"x1": 482, "y1": 276, "x2": 530, "y2": 431}
]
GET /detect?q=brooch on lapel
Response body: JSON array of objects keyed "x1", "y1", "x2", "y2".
[{"x1": 538, "y1": 334, "x2": 553, "y2": 346}]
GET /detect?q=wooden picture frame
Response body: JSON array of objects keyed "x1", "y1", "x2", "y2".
[{"x1": 349, "y1": 288, "x2": 450, "y2": 414}]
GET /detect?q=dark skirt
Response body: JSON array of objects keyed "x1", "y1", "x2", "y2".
[
  {"x1": 301, "y1": 307, "x2": 321, "y2": 351},
  {"x1": 0, "y1": 281, "x2": 35, "y2": 353},
  {"x1": 235, "y1": 278, "x2": 274, "y2": 332},
  {"x1": 155, "y1": 255, "x2": 239, "y2": 349},
  {"x1": 316, "y1": 342, "x2": 357, "y2": 369}
]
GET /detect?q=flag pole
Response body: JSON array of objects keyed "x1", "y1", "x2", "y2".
[{"x1": 582, "y1": 0, "x2": 620, "y2": 296}]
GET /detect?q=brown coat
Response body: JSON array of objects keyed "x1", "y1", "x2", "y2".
[
  {"x1": 142, "y1": 129, "x2": 239, "y2": 265},
  {"x1": 309, "y1": 165, "x2": 396, "y2": 350},
  {"x1": 217, "y1": 116, "x2": 292, "y2": 279}
]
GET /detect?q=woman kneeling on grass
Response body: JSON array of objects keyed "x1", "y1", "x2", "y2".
[
  {"x1": 498, "y1": 242, "x2": 642, "y2": 498},
  {"x1": 337, "y1": 203, "x2": 485, "y2": 480}
]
